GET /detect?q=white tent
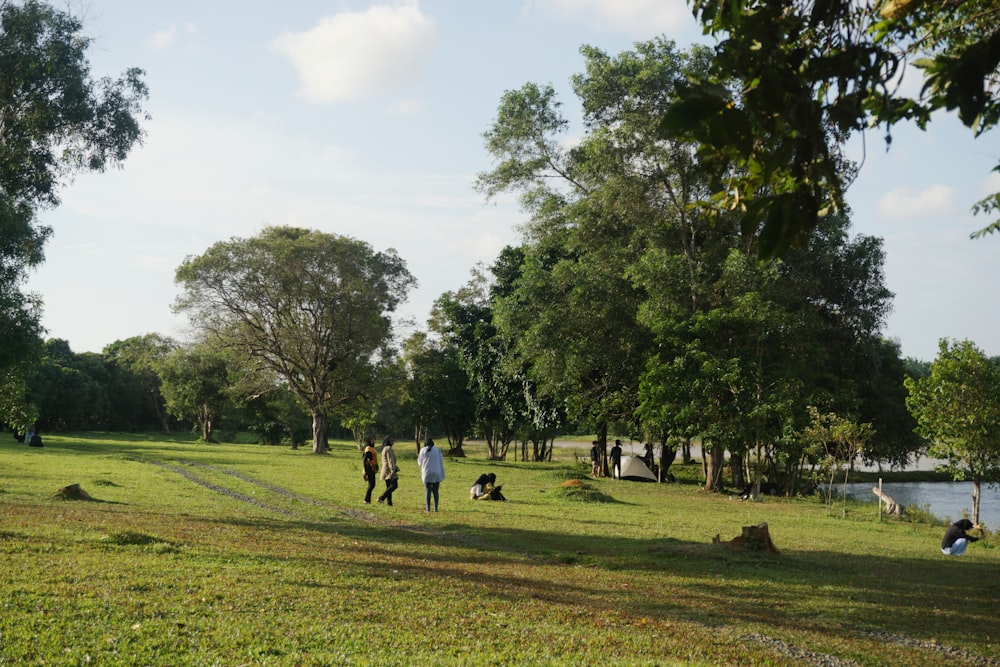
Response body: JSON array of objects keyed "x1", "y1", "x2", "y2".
[{"x1": 619, "y1": 456, "x2": 656, "y2": 482}]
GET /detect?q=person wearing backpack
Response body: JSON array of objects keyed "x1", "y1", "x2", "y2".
[{"x1": 361, "y1": 435, "x2": 379, "y2": 504}]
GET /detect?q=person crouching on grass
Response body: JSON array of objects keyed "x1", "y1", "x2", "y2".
[{"x1": 941, "y1": 519, "x2": 983, "y2": 556}]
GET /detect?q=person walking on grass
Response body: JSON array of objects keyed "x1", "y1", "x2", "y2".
[
  {"x1": 361, "y1": 435, "x2": 379, "y2": 504},
  {"x1": 417, "y1": 437, "x2": 445, "y2": 512},
  {"x1": 377, "y1": 435, "x2": 398, "y2": 506}
]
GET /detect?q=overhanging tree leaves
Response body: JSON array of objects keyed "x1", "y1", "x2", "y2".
[
  {"x1": 173, "y1": 226, "x2": 415, "y2": 454},
  {"x1": 671, "y1": 0, "x2": 1000, "y2": 254},
  {"x1": 0, "y1": 0, "x2": 148, "y2": 370}
]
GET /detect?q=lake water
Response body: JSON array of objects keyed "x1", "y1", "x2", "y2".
[{"x1": 841, "y1": 481, "x2": 1000, "y2": 529}]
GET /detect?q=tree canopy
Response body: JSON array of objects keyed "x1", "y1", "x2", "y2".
[
  {"x1": 173, "y1": 226, "x2": 415, "y2": 454},
  {"x1": 0, "y1": 0, "x2": 148, "y2": 371},
  {"x1": 478, "y1": 38, "x2": 901, "y2": 491},
  {"x1": 905, "y1": 339, "x2": 1000, "y2": 524}
]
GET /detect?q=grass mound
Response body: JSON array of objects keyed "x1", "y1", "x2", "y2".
[
  {"x1": 53, "y1": 483, "x2": 95, "y2": 501},
  {"x1": 101, "y1": 531, "x2": 166, "y2": 546},
  {"x1": 552, "y1": 480, "x2": 615, "y2": 503}
]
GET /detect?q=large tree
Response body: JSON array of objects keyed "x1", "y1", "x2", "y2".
[
  {"x1": 0, "y1": 1, "x2": 147, "y2": 371},
  {"x1": 480, "y1": 39, "x2": 898, "y2": 492},
  {"x1": 669, "y1": 0, "x2": 1000, "y2": 255},
  {"x1": 905, "y1": 339, "x2": 1000, "y2": 524},
  {"x1": 174, "y1": 226, "x2": 415, "y2": 453},
  {"x1": 477, "y1": 42, "x2": 709, "y2": 464}
]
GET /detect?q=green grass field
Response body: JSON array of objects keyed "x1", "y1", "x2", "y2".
[{"x1": 1, "y1": 433, "x2": 997, "y2": 666}]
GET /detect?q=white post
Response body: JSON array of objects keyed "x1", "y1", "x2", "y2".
[{"x1": 878, "y1": 477, "x2": 883, "y2": 521}]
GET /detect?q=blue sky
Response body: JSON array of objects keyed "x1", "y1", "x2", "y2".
[{"x1": 25, "y1": 0, "x2": 1000, "y2": 361}]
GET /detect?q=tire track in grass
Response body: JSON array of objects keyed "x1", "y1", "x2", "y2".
[
  {"x1": 147, "y1": 460, "x2": 299, "y2": 518},
  {"x1": 189, "y1": 462, "x2": 476, "y2": 542},
  {"x1": 148, "y1": 460, "x2": 454, "y2": 541}
]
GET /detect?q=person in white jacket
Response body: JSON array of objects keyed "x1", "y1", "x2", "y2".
[{"x1": 417, "y1": 437, "x2": 445, "y2": 512}]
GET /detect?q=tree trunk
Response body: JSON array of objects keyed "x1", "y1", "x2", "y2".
[
  {"x1": 704, "y1": 442, "x2": 726, "y2": 492},
  {"x1": 729, "y1": 451, "x2": 745, "y2": 490},
  {"x1": 597, "y1": 421, "x2": 608, "y2": 477},
  {"x1": 149, "y1": 391, "x2": 170, "y2": 434},
  {"x1": 658, "y1": 437, "x2": 677, "y2": 482},
  {"x1": 311, "y1": 412, "x2": 327, "y2": 454},
  {"x1": 972, "y1": 478, "x2": 982, "y2": 526}
]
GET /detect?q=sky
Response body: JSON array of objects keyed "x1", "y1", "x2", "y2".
[{"x1": 24, "y1": 0, "x2": 1000, "y2": 362}]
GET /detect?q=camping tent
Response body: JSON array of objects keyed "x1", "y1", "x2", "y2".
[{"x1": 619, "y1": 456, "x2": 656, "y2": 482}]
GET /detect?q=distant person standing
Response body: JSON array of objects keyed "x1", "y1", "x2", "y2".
[
  {"x1": 610, "y1": 440, "x2": 623, "y2": 479},
  {"x1": 361, "y1": 435, "x2": 379, "y2": 504},
  {"x1": 377, "y1": 435, "x2": 398, "y2": 506},
  {"x1": 417, "y1": 437, "x2": 445, "y2": 512},
  {"x1": 590, "y1": 441, "x2": 602, "y2": 478},
  {"x1": 642, "y1": 442, "x2": 655, "y2": 470},
  {"x1": 941, "y1": 518, "x2": 982, "y2": 556}
]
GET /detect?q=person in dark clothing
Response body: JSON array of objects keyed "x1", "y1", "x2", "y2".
[
  {"x1": 641, "y1": 442, "x2": 654, "y2": 470},
  {"x1": 590, "y1": 441, "x2": 601, "y2": 477},
  {"x1": 610, "y1": 440, "x2": 623, "y2": 479},
  {"x1": 361, "y1": 435, "x2": 379, "y2": 504},
  {"x1": 941, "y1": 518, "x2": 982, "y2": 556}
]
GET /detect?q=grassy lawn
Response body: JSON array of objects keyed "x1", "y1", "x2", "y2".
[{"x1": 1, "y1": 433, "x2": 997, "y2": 666}]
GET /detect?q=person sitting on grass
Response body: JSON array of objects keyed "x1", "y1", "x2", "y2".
[
  {"x1": 941, "y1": 518, "x2": 982, "y2": 556},
  {"x1": 470, "y1": 473, "x2": 506, "y2": 501}
]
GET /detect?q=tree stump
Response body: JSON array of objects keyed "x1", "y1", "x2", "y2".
[
  {"x1": 713, "y1": 522, "x2": 781, "y2": 554},
  {"x1": 871, "y1": 487, "x2": 904, "y2": 516}
]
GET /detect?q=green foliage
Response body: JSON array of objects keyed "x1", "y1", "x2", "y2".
[
  {"x1": 905, "y1": 339, "x2": 1000, "y2": 524},
  {"x1": 174, "y1": 226, "x2": 415, "y2": 453},
  {"x1": 676, "y1": 0, "x2": 1000, "y2": 254},
  {"x1": 478, "y1": 38, "x2": 907, "y2": 491},
  {"x1": 0, "y1": 1, "x2": 147, "y2": 372},
  {"x1": 401, "y1": 331, "x2": 475, "y2": 450},
  {"x1": 156, "y1": 344, "x2": 230, "y2": 441}
]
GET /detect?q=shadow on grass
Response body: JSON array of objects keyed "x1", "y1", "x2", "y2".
[{"x1": 184, "y1": 510, "x2": 999, "y2": 655}]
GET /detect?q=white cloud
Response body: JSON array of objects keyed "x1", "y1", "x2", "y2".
[
  {"x1": 271, "y1": 3, "x2": 438, "y2": 104},
  {"x1": 149, "y1": 25, "x2": 178, "y2": 49},
  {"x1": 526, "y1": 0, "x2": 692, "y2": 34},
  {"x1": 148, "y1": 23, "x2": 197, "y2": 50},
  {"x1": 877, "y1": 184, "x2": 958, "y2": 221}
]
